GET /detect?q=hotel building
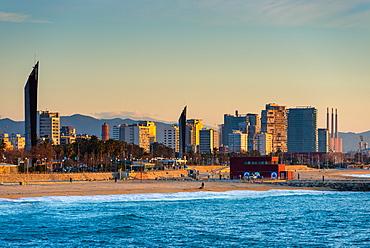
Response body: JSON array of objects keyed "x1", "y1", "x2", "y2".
[
  {"x1": 261, "y1": 103, "x2": 287, "y2": 152},
  {"x1": 39, "y1": 111, "x2": 60, "y2": 145}
]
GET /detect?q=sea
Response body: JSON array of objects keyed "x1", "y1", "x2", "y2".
[{"x1": 1, "y1": 189, "x2": 370, "y2": 247}]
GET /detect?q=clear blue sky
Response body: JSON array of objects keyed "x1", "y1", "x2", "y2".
[{"x1": 1, "y1": 0, "x2": 370, "y2": 132}]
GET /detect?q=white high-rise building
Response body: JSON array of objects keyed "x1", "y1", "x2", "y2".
[
  {"x1": 228, "y1": 131, "x2": 248, "y2": 153},
  {"x1": 119, "y1": 124, "x2": 151, "y2": 152},
  {"x1": 39, "y1": 110, "x2": 60, "y2": 145},
  {"x1": 257, "y1": 133, "x2": 273, "y2": 156},
  {"x1": 112, "y1": 125, "x2": 121, "y2": 140},
  {"x1": 164, "y1": 125, "x2": 179, "y2": 153}
]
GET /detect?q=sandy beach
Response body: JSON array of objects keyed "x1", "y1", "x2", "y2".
[
  {"x1": 1, "y1": 168, "x2": 369, "y2": 199},
  {"x1": 0, "y1": 180, "x2": 330, "y2": 200}
]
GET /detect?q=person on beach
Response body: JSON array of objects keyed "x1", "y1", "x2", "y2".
[{"x1": 199, "y1": 182, "x2": 204, "y2": 189}]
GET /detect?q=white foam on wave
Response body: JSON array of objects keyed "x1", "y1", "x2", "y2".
[
  {"x1": 343, "y1": 174, "x2": 370, "y2": 178},
  {"x1": 0, "y1": 189, "x2": 352, "y2": 203}
]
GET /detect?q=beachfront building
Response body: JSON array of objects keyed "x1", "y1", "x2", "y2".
[
  {"x1": 261, "y1": 103, "x2": 287, "y2": 152},
  {"x1": 164, "y1": 125, "x2": 179, "y2": 153},
  {"x1": 230, "y1": 157, "x2": 291, "y2": 179},
  {"x1": 257, "y1": 133, "x2": 273, "y2": 156},
  {"x1": 39, "y1": 110, "x2": 60, "y2": 145},
  {"x1": 228, "y1": 131, "x2": 248, "y2": 153},
  {"x1": 287, "y1": 107, "x2": 317, "y2": 152},
  {"x1": 199, "y1": 128, "x2": 219, "y2": 154}
]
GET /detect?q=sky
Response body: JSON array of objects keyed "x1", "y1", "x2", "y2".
[{"x1": 1, "y1": 0, "x2": 370, "y2": 133}]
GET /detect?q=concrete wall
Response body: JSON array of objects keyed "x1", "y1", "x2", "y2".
[{"x1": 0, "y1": 173, "x2": 115, "y2": 183}]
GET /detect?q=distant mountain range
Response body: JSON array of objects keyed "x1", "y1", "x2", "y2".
[{"x1": 0, "y1": 114, "x2": 369, "y2": 152}]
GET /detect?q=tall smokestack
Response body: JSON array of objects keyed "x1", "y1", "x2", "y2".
[
  {"x1": 326, "y1": 107, "x2": 329, "y2": 131},
  {"x1": 235, "y1": 110, "x2": 238, "y2": 116},
  {"x1": 331, "y1": 108, "x2": 334, "y2": 138},
  {"x1": 335, "y1": 108, "x2": 338, "y2": 139}
]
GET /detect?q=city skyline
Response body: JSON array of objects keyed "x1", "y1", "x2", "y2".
[{"x1": 1, "y1": 1, "x2": 370, "y2": 133}]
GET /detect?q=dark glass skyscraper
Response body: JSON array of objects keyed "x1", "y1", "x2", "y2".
[
  {"x1": 25, "y1": 62, "x2": 39, "y2": 151},
  {"x1": 287, "y1": 107, "x2": 317, "y2": 152},
  {"x1": 178, "y1": 106, "x2": 187, "y2": 158}
]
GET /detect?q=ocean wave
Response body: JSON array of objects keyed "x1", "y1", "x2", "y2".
[
  {"x1": 342, "y1": 174, "x2": 370, "y2": 178},
  {"x1": 0, "y1": 189, "x2": 360, "y2": 203}
]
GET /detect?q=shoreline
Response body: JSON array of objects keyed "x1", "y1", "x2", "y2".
[
  {"x1": 2, "y1": 168, "x2": 370, "y2": 200},
  {"x1": 0, "y1": 180, "x2": 334, "y2": 200}
]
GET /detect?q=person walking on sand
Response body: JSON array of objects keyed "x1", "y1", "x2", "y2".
[{"x1": 199, "y1": 182, "x2": 204, "y2": 189}]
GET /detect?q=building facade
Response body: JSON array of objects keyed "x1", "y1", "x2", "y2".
[
  {"x1": 10, "y1": 134, "x2": 26, "y2": 150},
  {"x1": 178, "y1": 106, "x2": 187, "y2": 158},
  {"x1": 186, "y1": 119, "x2": 203, "y2": 149},
  {"x1": 39, "y1": 110, "x2": 60, "y2": 145},
  {"x1": 164, "y1": 125, "x2": 179, "y2": 153},
  {"x1": 112, "y1": 124, "x2": 121, "y2": 140},
  {"x1": 60, "y1": 126, "x2": 76, "y2": 145},
  {"x1": 0, "y1": 133, "x2": 13, "y2": 150},
  {"x1": 118, "y1": 124, "x2": 151, "y2": 152},
  {"x1": 247, "y1": 113, "x2": 260, "y2": 151},
  {"x1": 222, "y1": 111, "x2": 248, "y2": 147},
  {"x1": 318, "y1": 128, "x2": 329, "y2": 153},
  {"x1": 257, "y1": 133, "x2": 273, "y2": 156},
  {"x1": 228, "y1": 131, "x2": 248, "y2": 153},
  {"x1": 138, "y1": 121, "x2": 156, "y2": 144},
  {"x1": 24, "y1": 62, "x2": 39, "y2": 151},
  {"x1": 261, "y1": 103, "x2": 287, "y2": 152},
  {"x1": 230, "y1": 157, "x2": 289, "y2": 180},
  {"x1": 287, "y1": 107, "x2": 317, "y2": 152},
  {"x1": 199, "y1": 128, "x2": 219, "y2": 154}
]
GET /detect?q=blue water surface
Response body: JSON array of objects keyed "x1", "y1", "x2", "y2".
[{"x1": 1, "y1": 190, "x2": 370, "y2": 247}]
